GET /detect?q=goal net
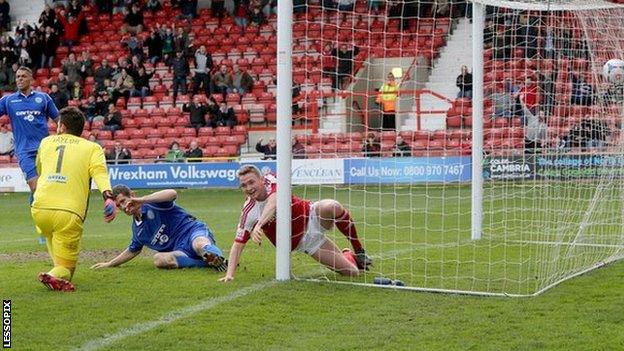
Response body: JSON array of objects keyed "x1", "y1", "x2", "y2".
[{"x1": 281, "y1": 0, "x2": 624, "y2": 296}]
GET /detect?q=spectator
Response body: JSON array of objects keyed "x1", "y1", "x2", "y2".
[
  {"x1": 94, "y1": 92, "x2": 112, "y2": 120},
  {"x1": 212, "y1": 0, "x2": 226, "y2": 20},
  {"x1": 49, "y1": 83, "x2": 69, "y2": 109},
  {"x1": 62, "y1": 53, "x2": 81, "y2": 84},
  {"x1": 68, "y1": 0, "x2": 88, "y2": 36},
  {"x1": 121, "y1": 33, "x2": 144, "y2": 58},
  {"x1": 94, "y1": 59, "x2": 114, "y2": 90},
  {"x1": 163, "y1": 141, "x2": 184, "y2": 162},
  {"x1": 231, "y1": 64, "x2": 254, "y2": 94},
  {"x1": 38, "y1": 4, "x2": 57, "y2": 29},
  {"x1": 514, "y1": 76, "x2": 539, "y2": 117},
  {"x1": 146, "y1": 0, "x2": 162, "y2": 13},
  {"x1": 571, "y1": 73, "x2": 595, "y2": 106},
  {"x1": 249, "y1": 6, "x2": 265, "y2": 27},
  {"x1": 79, "y1": 51, "x2": 93, "y2": 79},
  {"x1": 212, "y1": 101, "x2": 237, "y2": 128},
  {"x1": 106, "y1": 142, "x2": 132, "y2": 164},
  {"x1": 57, "y1": 9, "x2": 84, "y2": 48},
  {"x1": 183, "y1": 96, "x2": 208, "y2": 129},
  {"x1": 144, "y1": 28, "x2": 163, "y2": 64},
  {"x1": 233, "y1": 1, "x2": 250, "y2": 31},
  {"x1": 183, "y1": 140, "x2": 203, "y2": 162},
  {"x1": 331, "y1": 44, "x2": 359, "y2": 90},
  {"x1": 180, "y1": 0, "x2": 198, "y2": 19},
  {"x1": 376, "y1": 72, "x2": 398, "y2": 130},
  {"x1": 0, "y1": 0, "x2": 9, "y2": 31},
  {"x1": 173, "y1": 27, "x2": 189, "y2": 55},
  {"x1": 113, "y1": 68, "x2": 135, "y2": 102},
  {"x1": 70, "y1": 81, "x2": 83, "y2": 100},
  {"x1": 515, "y1": 14, "x2": 538, "y2": 58},
  {"x1": 524, "y1": 109, "x2": 547, "y2": 151},
  {"x1": 392, "y1": 135, "x2": 411, "y2": 157},
  {"x1": 537, "y1": 69, "x2": 555, "y2": 116},
  {"x1": 563, "y1": 119, "x2": 610, "y2": 149},
  {"x1": 0, "y1": 124, "x2": 14, "y2": 156},
  {"x1": 542, "y1": 27, "x2": 555, "y2": 59},
  {"x1": 362, "y1": 133, "x2": 381, "y2": 157},
  {"x1": 211, "y1": 65, "x2": 232, "y2": 96},
  {"x1": 192, "y1": 45, "x2": 213, "y2": 95},
  {"x1": 455, "y1": 65, "x2": 472, "y2": 99},
  {"x1": 491, "y1": 78, "x2": 515, "y2": 118},
  {"x1": 102, "y1": 103, "x2": 123, "y2": 132},
  {"x1": 130, "y1": 66, "x2": 154, "y2": 98},
  {"x1": 128, "y1": 55, "x2": 144, "y2": 77},
  {"x1": 80, "y1": 95, "x2": 98, "y2": 121},
  {"x1": 122, "y1": 4, "x2": 144, "y2": 35},
  {"x1": 17, "y1": 40, "x2": 34, "y2": 68},
  {"x1": 159, "y1": 25, "x2": 175, "y2": 64},
  {"x1": 87, "y1": 133, "x2": 102, "y2": 147},
  {"x1": 40, "y1": 26, "x2": 59, "y2": 69},
  {"x1": 256, "y1": 138, "x2": 276, "y2": 160},
  {"x1": 292, "y1": 136, "x2": 305, "y2": 159},
  {"x1": 171, "y1": 50, "x2": 189, "y2": 99}
]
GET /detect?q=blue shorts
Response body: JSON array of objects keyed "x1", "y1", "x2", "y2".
[
  {"x1": 174, "y1": 225, "x2": 217, "y2": 260},
  {"x1": 17, "y1": 150, "x2": 38, "y2": 182}
]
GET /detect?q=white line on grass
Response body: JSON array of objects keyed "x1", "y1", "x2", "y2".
[
  {"x1": 73, "y1": 280, "x2": 277, "y2": 351},
  {"x1": 508, "y1": 239, "x2": 624, "y2": 249}
]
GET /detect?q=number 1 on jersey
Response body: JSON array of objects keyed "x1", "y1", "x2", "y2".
[{"x1": 56, "y1": 145, "x2": 66, "y2": 173}]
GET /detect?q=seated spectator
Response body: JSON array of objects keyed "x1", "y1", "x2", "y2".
[
  {"x1": 146, "y1": 0, "x2": 162, "y2": 13},
  {"x1": 93, "y1": 92, "x2": 112, "y2": 120},
  {"x1": 192, "y1": 45, "x2": 213, "y2": 95},
  {"x1": 171, "y1": 50, "x2": 189, "y2": 99},
  {"x1": 392, "y1": 135, "x2": 411, "y2": 157},
  {"x1": 456, "y1": 65, "x2": 472, "y2": 99},
  {"x1": 102, "y1": 103, "x2": 123, "y2": 132},
  {"x1": 94, "y1": 59, "x2": 114, "y2": 91},
  {"x1": 211, "y1": 101, "x2": 237, "y2": 128},
  {"x1": 0, "y1": 125, "x2": 14, "y2": 156},
  {"x1": 491, "y1": 79, "x2": 516, "y2": 118},
  {"x1": 183, "y1": 97, "x2": 208, "y2": 129},
  {"x1": 524, "y1": 109, "x2": 547, "y2": 151},
  {"x1": 113, "y1": 68, "x2": 135, "y2": 102},
  {"x1": 106, "y1": 142, "x2": 132, "y2": 164},
  {"x1": 70, "y1": 81, "x2": 83, "y2": 100},
  {"x1": 122, "y1": 4, "x2": 144, "y2": 35},
  {"x1": 57, "y1": 9, "x2": 84, "y2": 48},
  {"x1": 292, "y1": 136, "x2": 306, "y2": 159},
  {"x1": 231, "y1": 64, "x2": 254, "y2": 95},
  {"x1": 163, "y1": 141, "x2": 184, "y2": 162},
  {"x1": 87, "y1": 133, "x2": 102, "y2": 147},
  {"x1": 121, "y1": 33, "x2": 144, "y2": 58},
  {"x1": 56, "y1": 72, "x2": 71, "y2": 96},
  {"x1": 62, "y1": 53, "x2": 81, "y2": 85},
  {"x1": 0, "y1": 0, "x2": 10, "y2": 31},
  {"x1": 256, "y1": 138, "x2": 276, "y2": 160},
  {"x1": 130, "y1": 66, "x2": 154, "y2": 98},
  {"x1": 49, "y1": 83, "x2": 69, "y2": 110},
  {"x1": 362, "y1": 133, "x2": 381, "y2": 157},
  {"x1": 211, "y1": 65, "x2": 233, "y2": 96},
  {"x1": 40, "y1": 26, "x2": 59, "y2": 69},
  {"x1": 144, "y1": 28, "x2": 163, "y2": 64},
  {"x1": 81, "y1": 95, "x2": 98, "y2": 121},
  {"x1": 183, "y1": 141, "x2": 203, "y2": 162},
  {"x1": 571, "y1": 73, "x2": 595, "y2": 106}
]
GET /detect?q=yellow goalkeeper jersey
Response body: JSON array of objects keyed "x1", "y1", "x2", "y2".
[{"x1": 32, "y1": 134, "x2": 112, "y2": 221}]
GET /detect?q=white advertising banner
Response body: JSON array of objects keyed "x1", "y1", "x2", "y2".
[
  {"x1": 291, "y1": 158, "x2": 344, "y2": 185},
  {"x1": 0, "y1": 167, "x2": 29, "y2": 192}
]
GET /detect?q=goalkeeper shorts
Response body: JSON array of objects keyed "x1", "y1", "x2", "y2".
[{"x1": 31, "y1": 208, "x2": 84, "y2": 266}]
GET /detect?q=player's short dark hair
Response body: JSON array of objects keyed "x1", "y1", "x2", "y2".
[
  {"x1": 238, "y1": 164, "x2": 262, "y2": 178},
  {"x1": 112, "y1": 184, "x2": 132, "y2": 198},
  {"x1": 58, "y1": 106, "x2": 85, "y2": 136},
  {"x1": 16, "y1": 66, "x2": 32, "y2": 75}
]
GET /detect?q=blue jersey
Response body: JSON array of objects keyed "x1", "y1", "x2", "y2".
[
  {"x1": 0, "y1": 90, "x2": 59, "y2": 156},
  {"x1": 128, "y1": 201, "x2": 208, "y2": 253}
]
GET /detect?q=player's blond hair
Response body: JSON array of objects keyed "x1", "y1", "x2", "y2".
[{"x1": 237, "y1": 165, "x2": 262, "y2": 178}]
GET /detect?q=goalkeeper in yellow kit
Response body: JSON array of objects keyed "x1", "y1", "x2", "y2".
[{"x1": 31, "y1": 107, "x2": 117, "y2": 292}]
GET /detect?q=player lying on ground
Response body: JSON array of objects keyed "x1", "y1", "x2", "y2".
[
  {"x1": 219, "y1": 165, "x2": 372, "y2": 282},
  {"x1": 31, "y1": 107, "x2": 116, "y2": 292},
  {"x1": 91, "y1": 185, "x2": 227, "y2": 271}
]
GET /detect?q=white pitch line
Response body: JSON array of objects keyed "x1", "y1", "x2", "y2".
[
  {"x1": 508, "y1": 239, "x2": 624, "y2": 249},
  {"x1": 73, "y1": 280, "x2": 276, "y2": 351}
]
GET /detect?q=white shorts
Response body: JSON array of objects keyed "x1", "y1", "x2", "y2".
[{"x1": 296, "y1": 202, "x2": 328, "y2": 255}]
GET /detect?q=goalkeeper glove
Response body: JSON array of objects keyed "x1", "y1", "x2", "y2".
[{"x1": 103, "y1": 190, "x2": 116, "y2": 223}]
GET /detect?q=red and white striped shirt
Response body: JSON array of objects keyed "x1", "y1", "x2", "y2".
[{"x1": 235, "y1": 174, "x2": 311, "y2": 250}]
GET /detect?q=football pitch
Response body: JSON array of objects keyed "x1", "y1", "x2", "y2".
[{"x1": 1, "y1": 187, "x2": 623, "y2": 350}]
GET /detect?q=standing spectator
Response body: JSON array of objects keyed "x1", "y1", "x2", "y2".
[
  {"x1": 62, "y1": 53, "x2": 82, "y2": 85},
  {"x1": 192, "y1": 45, "x2": 213, "y2": 95},
  {"x1": 94, "y1": 59, "x2": 114, "y2": 91},
  {"x1": 102, "y1": 103, "x2": 123, "y2": 132},
  {"x1": 256, "y1": 138, "x2": 276, "y2": 160},
  {"x1": 130, "y1": 66, "x2": 154, "y2": 98},
  {"x1": 183, "y1": 96, "x2": 208, "y2": 128},
  {"x1": 183, "y1": 140, "x2": 203, "y2": 162},
  {"x1": 376, "y1": 72, "x2": 398, "y2": 130},
  {"x1": 173, "y1": 27, "x2": 190, "y2": 55},
  {"x1": 455, "y1": 65, "x2": 472, "y2": 99},
  {"x1": 362, "y1": 133, "x2": 381, "y2": 157},
  {"x1": 213, "y1": 101, "x2": 237, "y2": 128},
  {"x1": 515, "y1": 76, "x2": 539, "y2": 116},
  {"x1": 524, "y1": 109, "x2": 547, "y2": 151},
  {"x1": 249, "y1": 6, "x2": 265, "y2": 27},
  {"x1": 231, "y1": 64, "x2": 254, "y2": 94},
  {"x1": 17, "y1": 40, "x2": 33, "y2": 68},
  {"x1": 163, "y1": 141, "x2": 184, "y2": 162},
  {"x1": 537, "y1": 69, "x2": 555, "y2": 116},
  {"x1": 0, "y1": 0, "x2": 9, "y2": 31},
  {"x1": 57, "y1": 9, "x2": 84, "y2": 48},
  {"x1": 38, "y1": 4, "x2": 57, "y2": 29},
  {"x1": 49, "y1": 83, "x2": 69, "y2": 109},
  {"x1": 122, "y1": 4, "x2": 144, "y2": 35},
  {"x1": 0, "y1": 124, "x2": 13, "y2": 156},
  {"x1": 292, "y1": 136, "x2": 305, "y2": 159},
  {"x1": 40, "y1": 26, "x2": 59, "y2": 69},
  {"x1": 211, "y1": 65, "x2": 232, "y2": 96},
  {"x1": 160, "y1": 25, "x2": 175, "y2": 64},
  {"x1": 144, "y1": 28, "x2": 163, "y2": 64},
  {"x1": 233, "y1": 0, "x2": 250, "y2": 31},
  {"x1": 146, "y1": 0, "x2": 162, "y2": 13},
  {"x1": 121, "y1": 33, "x2": 144, "y2": 59},
  {"x1": 171, "y1": 50, "x2": 189, "y2": 100},
  {"x1": 331, "y1": 44, "x2": 359, "y2": 90},
  {"x1": 78, "y1": 51, "x2": 93, "y2": 79},
  {"x1": 106, "y1": 142, "x2": 132, "y2": 164},
  {"x1": 392, "y1": 135, "x2": 411, "y2": 157},
  {"x1": 212, "y1": 0, "x2": 226, "y2": 20}
]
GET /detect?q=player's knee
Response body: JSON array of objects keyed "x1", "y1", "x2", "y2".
[{"x1": 153, "y1": 253, "x2": 176, "y2": 269}]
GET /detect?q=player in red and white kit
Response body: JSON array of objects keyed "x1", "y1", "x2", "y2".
[{"x1": 219, "y1": 165, "x2": 372, "y2": 282}]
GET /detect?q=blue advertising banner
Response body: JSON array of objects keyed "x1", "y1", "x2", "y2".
[
  {"x1": 343, "y1": 156, "x2": 472, "y2": 184},
  {"x1": 108, "y1": 163, "x2": 243, "y2": 188}
]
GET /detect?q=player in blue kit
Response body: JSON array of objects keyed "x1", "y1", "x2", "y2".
[{"x1": 91, "y1": 185, "x2": 227, "y2": 271}]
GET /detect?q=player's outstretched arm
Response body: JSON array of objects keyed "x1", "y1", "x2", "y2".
[
  {"x1": 219, "y1": 241, "x2": 245, "y2": 282},
  {"x1": 91, "y1": 248, "x2": 140, "y2": 269},
  {"x1": 125, "y1": 189, "x2": 178, "y2": 213}
]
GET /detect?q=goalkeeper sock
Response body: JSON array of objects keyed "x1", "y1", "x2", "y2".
[
  {"x1": 175, "y1": 255, "x2": 207, "y2": 268},
  {"x1": 49, "y1": 266, "x2": 72, "y2": 281},
  {"x1": 334, "y1": 210, "x2": 363, "y2": 252}
]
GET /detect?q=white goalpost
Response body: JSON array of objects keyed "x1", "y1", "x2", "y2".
[{"x1": 276, "y1": 0, "x2": 624, "y2": 296}]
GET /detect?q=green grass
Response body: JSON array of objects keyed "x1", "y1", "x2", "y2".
[{"x1": 1, "y1": 187, "x2": 623, "y2": 350}]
